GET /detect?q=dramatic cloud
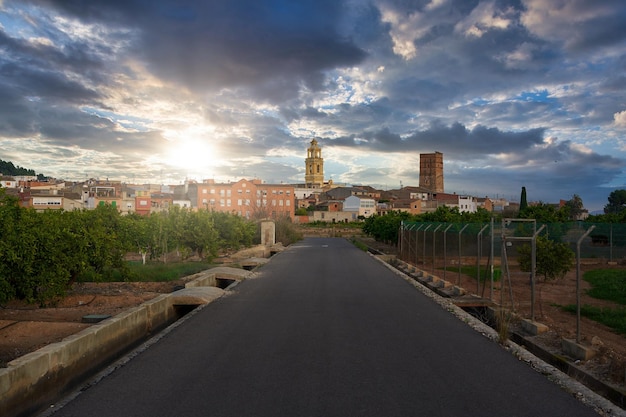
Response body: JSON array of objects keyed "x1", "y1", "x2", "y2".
[{"x1": 0, "y1": 0, "x2": 625, "y2": 211}]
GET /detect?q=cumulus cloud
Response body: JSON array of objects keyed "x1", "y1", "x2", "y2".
[
  {"x1": 521, "y1": 0, "x2": 626, "y2": 53},
  {"x1": 454, "y1": 1, "x2": 513, "y2": 38},
  {"x1": 21, "y1": 0, "x2": 366, "y2": 100},
  {"x1": 614, "y1": 110, "x2": 626, "y2": 127}
]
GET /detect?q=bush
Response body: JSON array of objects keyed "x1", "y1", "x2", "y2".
[{"x1": 518, "y1": 235, "x2": 574, "y2": 281}]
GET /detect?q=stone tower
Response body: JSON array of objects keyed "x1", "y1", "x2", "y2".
[
  {"x1": 419, "y1": 152, "x2": 444, "y2": 192},
  {"x1": 305, "y1": 139, "x2": 324, "y2": 188}
]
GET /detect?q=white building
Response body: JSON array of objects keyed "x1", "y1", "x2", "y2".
[
  {"x1": 343, "y1": 195, "x2": 376, "y2": 218},
  {"x1": 458, "y1": 195, "x2": 478, "y2": 213}
]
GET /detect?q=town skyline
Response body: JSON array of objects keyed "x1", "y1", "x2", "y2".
[{"x1": 1, "y1": 1, "x2": 625, "y2": 212}]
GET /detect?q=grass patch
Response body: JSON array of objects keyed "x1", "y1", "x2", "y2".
[
  {"x1": 561, "y1": 304, "x2": 626, "y2": 336},
  {"x1": 583, "y1": 269, "x2": 626, "y2": 305},
  {"x1": 350, "y1": 238, "x2": 369, "y2": 252},
  {"x1": 79, "y1": 261, "x2": 214, "y2": 283},
  {"x1": 440, "y1": 266, "x2": 501, "y2": 283}
]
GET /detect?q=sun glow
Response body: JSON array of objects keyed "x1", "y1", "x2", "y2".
[{"x1": 164, "y1": 136, "x2": 218, "y2": 175}]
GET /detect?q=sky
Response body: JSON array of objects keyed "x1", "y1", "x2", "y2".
[{"x1": 0, "y1": 0, "x2": 625, "y2": 212}]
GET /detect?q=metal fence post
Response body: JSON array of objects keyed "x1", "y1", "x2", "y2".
[
  {"x1": 422, "y1": 224, "x2": 432, "y2": 266},
  {"x1": 577, "y1": 225, "x2": 595, "y2": 343},
  {"x1": 530, "y1": 224, "x2": 546, "y2": 322},
  {"x1": 414, "y1": 224, "x2": 423, "y2": 265},
  {"x1": 443, "y1": 224, "x2": 454, "y2": 281},
  {"x1": 458, "y1": 224, "x2": 469, "y2": 285},
  {"x1": 432, "y1": 224, "x2": 442, "y2": 273},
  {"x1": 489, "y1": 217, "x2": 494, "y2": 301},
  {"x1": 477, "y1": 224, "x2": 489, "y2": 294}
]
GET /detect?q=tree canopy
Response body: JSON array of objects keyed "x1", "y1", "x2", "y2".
[
  {"x1": 518, "y1": 235, "x2": 574, "y2": 281},
  {"x1": 0, "y1": 190, "x2": 258, "y2": 305},
  {"x1": 604, "y1": 189, "x2": 626, "y2": 215}
]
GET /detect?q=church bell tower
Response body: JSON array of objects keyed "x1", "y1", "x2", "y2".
[{"x1": 305, "y1": 139, "x2": 324, "y2": 188}]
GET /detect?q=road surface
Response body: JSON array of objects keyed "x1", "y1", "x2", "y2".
[{"x1": 45, "y1": 237, "x2": 599, "y2": 416}]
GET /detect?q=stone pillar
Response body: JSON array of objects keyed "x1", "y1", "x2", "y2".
[{"x1": 261, "y1": 221, "x2": 276, "y2": 246}]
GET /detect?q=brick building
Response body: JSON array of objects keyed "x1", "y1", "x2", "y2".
[{"x1": 197, "y1": 178, "x2": 295, "y2": 219}]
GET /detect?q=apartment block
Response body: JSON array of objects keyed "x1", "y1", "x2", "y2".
[{"x1": 197, "y1": 178, "x2": 295, "y2": 219}]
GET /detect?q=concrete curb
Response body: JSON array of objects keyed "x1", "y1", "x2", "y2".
[{"x1": 0, "y1": 266, "x2": 252, "y2": 417}]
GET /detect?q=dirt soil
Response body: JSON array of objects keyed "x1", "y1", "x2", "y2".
[
  {"x1": 0, "y1": 280, "x2": 186, "y2": 367},
  {"x1": 1, "y1": 237, "x2": 625, "y2": 400}
]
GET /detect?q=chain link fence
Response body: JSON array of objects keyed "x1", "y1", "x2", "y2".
[{"x1": 398, "y1": 220, "x2": 625, "y2": 339}]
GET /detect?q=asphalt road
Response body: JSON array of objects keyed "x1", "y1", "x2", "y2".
[{"x1": 46, "y1": 237, "x2": 599, "y2": 417}]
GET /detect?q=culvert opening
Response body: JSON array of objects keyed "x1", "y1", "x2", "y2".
[
  {"x1": 216, "y1": 278, "x2": 236, "y2": 289},
  {"x1": 173, "y1": 304, "x2": 200, "y2": 319},
  {"x1": 460, "y1": 306, "x2": 497, "y2": 328}
]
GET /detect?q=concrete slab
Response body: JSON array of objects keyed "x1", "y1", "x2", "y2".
[
  {"x1": 435, "y1": 280, "x2": 452, "y2": 289},
  {"x1": 562, "y1": 338, "x2": 596, "y2": 361},
  {"x1": 451, "y1": 286, "x2": 465, "y2": 296},
  {"x1": 240, "y1": 257, "x2": 269, "y2": 269},
  {"x1": 170, "y1": 287, "x2": 225, "y2": 305},
  {"x1": 520, "y1": 319, "x2": 549, "y2": 335}
]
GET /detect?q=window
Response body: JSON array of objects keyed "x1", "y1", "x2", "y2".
[
  {"x1": 286, "y1": 200, "x2": 290, "y2": 206},
  {"x1": 226, "y1": 190, "x2": 231, "y2": 197},
  {"x1": 220, "y1": 190, "x2": 225, "y2": 196},
  {"x1": 227, "y1": 199, "x2": 231, "y2": 207},
  {"x1": 220, "y1": 199, "x2": 225, "y2": 206},
  {"x1": 202, "y1": 189, "x2": 207, "y2": 194},
  {"x1": 210, "y1": 188, "x2": 215, "y2": 194},
  {"x1": 238, "y1": 199, "x2": 243, "y2": 206}
]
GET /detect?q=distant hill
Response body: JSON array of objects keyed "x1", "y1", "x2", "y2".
[{"x1": 0, "y1": 159, "x2": 46, "y2": 180}]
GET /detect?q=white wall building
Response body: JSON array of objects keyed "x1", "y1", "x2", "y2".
[
  {"x1": 343, "y1": 195, "x2": 376, "y2": 218},
  {"x1": 458, "y1": 195, "x2": 478, "y2": 213}
]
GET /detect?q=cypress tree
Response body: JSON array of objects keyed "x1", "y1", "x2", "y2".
[{"x1": 520, "y1": 186, "x2": 528, "y2": 212}]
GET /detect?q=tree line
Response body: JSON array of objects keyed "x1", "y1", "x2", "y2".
[
  {"x1": 0, "y1": 189, "x2": 256, "y2": 305},
  {"x1": 0, "y1": 158, "x2": 45, "y2": 180}
]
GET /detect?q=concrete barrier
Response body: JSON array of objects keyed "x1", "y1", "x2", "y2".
[{"x1": 0, "y1": 266, "x2": 251, "y2": 417}]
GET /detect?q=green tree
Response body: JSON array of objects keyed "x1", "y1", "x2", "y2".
[
  {"x1": 363, "y1": 211, "x2": 412, "y2": 244},
  {"x1": 604, "y1": 189, "x2": 626, "y2": 214},
  {"x1": 564, "y1": 194, "x2": 584, "y2": 220},
  {"x1": 182, "y1": 209, "x2": 219, "y2": 260},
  {"x1": 121, "y1": 213, "x2": 153, "y2": 264},
  {"x1": 518, "y1": 202, "x2": 569, "y2": 223},
  {"x1": 518, "y1": 235, "x2": 574, "y2": 281},
  {"x1": 519, "y1": 186, "x2": 528, "y2": 213}
]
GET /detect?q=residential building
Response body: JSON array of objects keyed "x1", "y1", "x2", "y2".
[
  {"x1": 343, "y1": 195, "x2": 376, "y2": 218},
  {"x1": 476, "y1": 197, "x2": 493, "y2": 212},
  {"x1": 197, "y1": 178, "x2": 295, "y2": 219},
  {"x1": 0, "y1": 176, "x2": 17, "y2": 188}
]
